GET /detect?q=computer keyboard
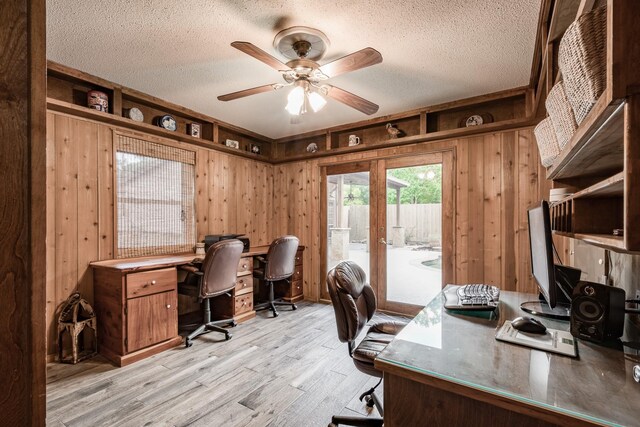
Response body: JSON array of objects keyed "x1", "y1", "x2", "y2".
[{"x1": 444, "y1": 284, "x2": 500, "y2": 311}]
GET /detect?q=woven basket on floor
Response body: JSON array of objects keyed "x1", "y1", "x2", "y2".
[
  {"x1": 545, "y1": 81, "x2": 577, "y2": 150},
  {"x1": 534, "y1": 118, "x2": 560, "y2": 168},
  {"x1": 558, "y1": 5, "x2": 607, "y2": 124}
]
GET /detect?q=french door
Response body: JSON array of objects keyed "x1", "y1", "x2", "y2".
[{"x1": 322, "y1": 152, "x2": 454, "y2": 315}]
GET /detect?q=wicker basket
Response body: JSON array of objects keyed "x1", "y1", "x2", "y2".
[
  {"x1": 534, "y1": 118, "x2": 560, "y2": 168},
  {"x1": 545, "y1": 81, "x2": 577, "y2": 150},
  {"x1": 558, "y1": 5, "x2": 607, "y2": 124}
]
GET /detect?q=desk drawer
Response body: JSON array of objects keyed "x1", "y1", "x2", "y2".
[
  {"x1": 237, "y1": 257, "x2": 252, "y2": 275},
  {"x1": 235, "y1": 294, "x2": 253, "y2": 315},
  {"x1": 292, "y1": 268, "x2": 303, "y2": 282},
  {"x1": 235, "y1": 276, "x2": 253, "y2": 296},
  {"x1": 127, "y1": 268, "x2": 176, "y2": 298},
  {"x1": 291, "y1": 280, "x2": 303, "y2": 297}
]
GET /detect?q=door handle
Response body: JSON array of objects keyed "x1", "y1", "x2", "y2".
[{"x1": 379, "y1": 238, "x2": 390, "y2": 245}]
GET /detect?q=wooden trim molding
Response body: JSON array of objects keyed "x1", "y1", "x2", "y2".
[{"x1": 0, "y1": 0, "x2": 47, "y2": 424}]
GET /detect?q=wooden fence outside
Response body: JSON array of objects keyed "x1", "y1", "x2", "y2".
[{"x1": 347, "y1": 204, "x2": 442, "y2": 244}]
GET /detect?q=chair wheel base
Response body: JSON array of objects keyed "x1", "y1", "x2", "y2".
[
  {"x1": 225, "y1": 332, "x2": 232, "y2": 340},
  {"x1": 366, "y1": 396, "x2": 375, "y2": 408},
  {"x1": 185, "y1": 339, "x2": 193, "y2": 348},
  {"x1": 292, "y1": 304, "x2": 297, "y2": 310}
]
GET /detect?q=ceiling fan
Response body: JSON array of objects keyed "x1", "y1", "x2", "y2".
[{"x1": 217, "y1": 27, "x2": 382, "y2": 116}]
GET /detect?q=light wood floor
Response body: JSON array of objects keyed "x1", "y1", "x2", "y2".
[{"x1": 47, "y1": 302, "x2": 405, "y2": 426}]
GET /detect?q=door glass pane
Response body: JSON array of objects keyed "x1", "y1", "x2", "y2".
[
  {"x1": 386, "y1": 164, "x2": 442, "y2": 305},
  {"x1": 327, "y1": 172, "x2": 370, "y2": 279}
]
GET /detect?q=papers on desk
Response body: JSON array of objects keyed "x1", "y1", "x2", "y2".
[{"x1": 496, "y1": 321, "x2": 578, "y2": 358}]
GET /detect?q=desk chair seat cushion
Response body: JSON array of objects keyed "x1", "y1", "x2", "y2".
[{"x1": 352, "y1": 321, "x2": 407, "y2": 377}]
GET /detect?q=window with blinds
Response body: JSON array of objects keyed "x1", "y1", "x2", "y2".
[{"x1": 115, "y1": 135, "x2": 196, "y2": 258}]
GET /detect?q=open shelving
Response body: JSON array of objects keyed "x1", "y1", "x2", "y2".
[
  {"x1": 272, "y1": 87, "x2": 531, "y2": 162},
  {"x1": 540, "y1": 0, "x2": 640, "y2": 252},
  {"x1": 46, "y1": 61, "x2": 274, "y2": 162}
]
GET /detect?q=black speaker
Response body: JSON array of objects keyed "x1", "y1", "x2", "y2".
[{"x1": 570, "y1": 281, "x2": 625, "y2": 343}]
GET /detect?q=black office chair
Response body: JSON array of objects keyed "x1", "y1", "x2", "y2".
[
  {"x1": 326, "y1": 261, "x2": 407, "y2": 427},
  {"x1": 178, "y1": 239, "x2": 244, "y2": 347},
  {"x1": 253, "y1": 235, "x2": 299, "y2": 317}
]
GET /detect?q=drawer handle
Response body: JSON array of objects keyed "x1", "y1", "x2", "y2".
[
  {"x1": 151, "y1": 280, "x2": 156, "y2": 285},
  {"x1": 242, "y1": 264, "x2": 248, "y2": 269},
  {"x1": 242, "y1": 282, "x2": 247, "y2": 287},
  {"x1": 242, "y1": 302, "x2": 247, "y2": 306},
  {"x1": 166, "y1": 304, "x2": 171, "y2": 309}
]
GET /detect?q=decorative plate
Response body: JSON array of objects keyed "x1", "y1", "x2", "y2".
[
  {"x1": 465, "y1": 114, "x2": 484, "y2": 127},
  {"x1": 460, "y1": 113, "x2": 493, "y2": 128},
  {"x1": 125, "y1": 107, "x2": 144, "y2": 122},
  {"x1": 156, "y1": 115, "x2": 177, "y2": 131}
]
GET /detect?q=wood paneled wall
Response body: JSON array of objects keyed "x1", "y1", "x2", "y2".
[
  {"x1": 45, "y1": 112, "x2": 273, "y2": 356},
  {"x1": 45, "y1": 110, "x2": 550, "y2": 356},
  {"x1": 272, "y1": 128, "x2": 551, "y2": 302}
]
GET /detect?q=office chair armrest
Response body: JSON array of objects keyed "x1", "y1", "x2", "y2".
[
  {"x1": 255, "y1": 256, "x2": 267, "y2": 264},
  {"x1": 369, "y1": 320, "x2": 408, "y2": 336},
  {"x1": 178, "y1": 264, "x2": 201, "y2": 274}
]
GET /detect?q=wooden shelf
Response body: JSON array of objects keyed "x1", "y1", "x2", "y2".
[
  {"x1": 553, "y1": 231, "x2": 627, "y2": 252},
  {"x1": 571, "y1": 172, "x2": 624, "y2": 199},
  {"x1": 47, "y1": 98, "x2": 270, "y2": 162},
  {"x1": 546, "y1": 97, "x2": 625, "y2": 180},
  {"x1": 273, "y1": 116, "x2": 536, "y2": 163}
]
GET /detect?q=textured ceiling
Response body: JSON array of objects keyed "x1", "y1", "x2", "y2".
[{"x1": 46, "y1": 0, "x2": 540, "y2": 139}]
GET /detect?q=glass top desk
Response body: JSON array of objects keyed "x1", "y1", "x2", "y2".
[{"x1": 375, "y1": 287, "x2": 640, "y2": 427}]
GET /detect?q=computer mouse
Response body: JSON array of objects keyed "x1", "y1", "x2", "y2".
[{"x1": 511, "y1": 316, "x2": 547, "y2": 334}]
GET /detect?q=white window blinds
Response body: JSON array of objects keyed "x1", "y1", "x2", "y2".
[{"x1": 115, "y1": 135, "x2": 196, "y2": 258}]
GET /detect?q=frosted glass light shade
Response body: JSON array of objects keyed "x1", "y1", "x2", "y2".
[
  {"x1": 285, "y1": 86, "x2": 305, "y2": 115},
  {"x1": 308, "y1": 91, "x2": 327, "y2": 112}
]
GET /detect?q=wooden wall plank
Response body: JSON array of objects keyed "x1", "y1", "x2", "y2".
[
  {"x1": 76, "y1": 120, "x2": 99, "y2": 305},
  {"x1": 483, "y1": 134, "x2": 502, "y2": 286},
  {"x1": 516, "y1": 129, "x2": 539, "y2": 293},
  {"x1": 501, "y1": 131, "x2": 517, "y2": 289},
  {"x1": 195, "y1": 148, "x2": 209, "y2": 241},
  {"x1": 45, "y1": 112, "x2": 58, "y2": 362},
  {"x1": 455, "y1": 140, "x2": 470, "y2": 284},
  {"x1": 467, "y1": 137, "x2": 485, "y2": 282},
  {"x1": 97, "y1": 125, "x2": 114, "y2": 260},
  {"x1": 54, "y1": 115, "x2": 79, "y2": 349}
]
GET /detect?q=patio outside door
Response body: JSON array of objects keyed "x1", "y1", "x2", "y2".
[
  {"x1": 322, "y1": 153, "x2": 453, "y2": 315},
  {"x1": 375, "y1": 152, "x2": 454, "y2": 314}
]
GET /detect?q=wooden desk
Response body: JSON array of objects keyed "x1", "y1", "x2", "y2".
[
  {"x1": 90, "y1": 245, "x2": 305, "y2": 366},
  {"x1": 375, "y1": 288, "x2": 640, "y2": 427}
]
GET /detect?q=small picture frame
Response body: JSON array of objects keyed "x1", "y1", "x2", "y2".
[
  {"x1": 249, "y1": 143, "x2": 261, "y2": 155},
  {"x1": 188, "y1": 123, "x2": 201, "y2": 138},
  {"x1": 225, "y1": 139, "x2": 239, "y2": 149}
]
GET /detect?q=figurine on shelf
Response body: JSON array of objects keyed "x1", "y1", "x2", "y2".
[
  {"x1": 306, "y1": 142, "x2": 319, "y2": 153},
  {"x1": 87, "y1": 90, "x2": 109, "y2": 113},
  {"x1": 386, "y1": 123, "x2": 403, "y2": 139}
]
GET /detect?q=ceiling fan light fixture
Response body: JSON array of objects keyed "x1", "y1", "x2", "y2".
[
  {"x1": 285, "y1": 85, "x2": 305, "y2": 115},
  {"x1": 308, "y1": 91, "x2": 327, "y2": 112}
]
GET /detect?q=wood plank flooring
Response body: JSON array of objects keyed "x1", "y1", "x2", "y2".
[{"x1": 47, "y1": 302, "x2": 405, "y2": 426}]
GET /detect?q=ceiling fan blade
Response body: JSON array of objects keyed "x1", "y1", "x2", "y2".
[
  {"x1": 325, "y1": 85, "x2": 379, "y2": 115},
  {"x1": 231, "y1": 41, "x2": 292, "y2": 72},
  {"x1": 217, "y1": 84, "x2": 278, "y2": 101},
  {"x1": 319, "y1": 48, "x2": 382, "y2": 78}
]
